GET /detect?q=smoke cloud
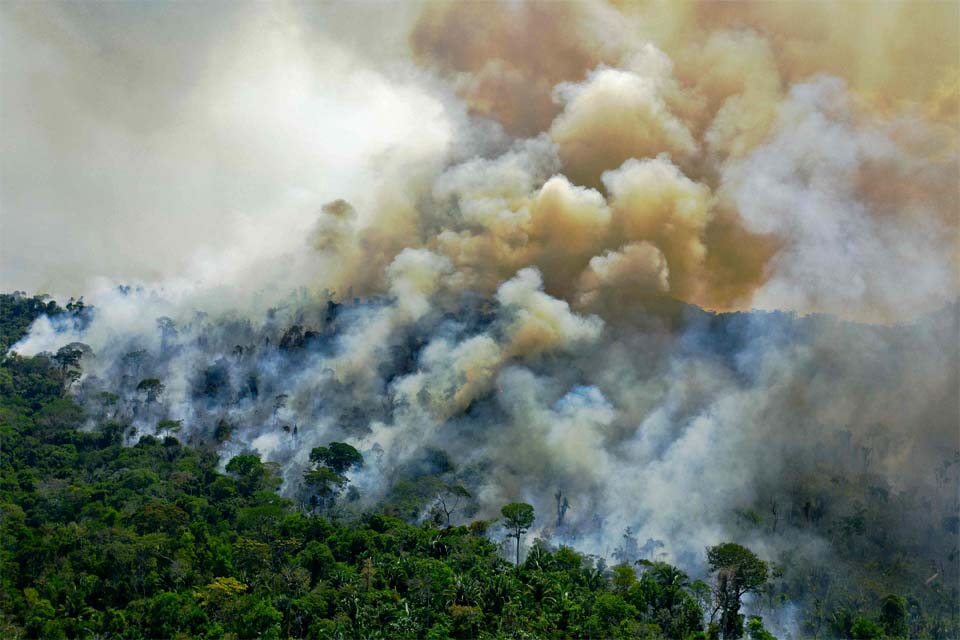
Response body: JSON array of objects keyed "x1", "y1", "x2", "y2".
[{"x1": 4, "y1": 1, "x2": 958, "y2": 619}]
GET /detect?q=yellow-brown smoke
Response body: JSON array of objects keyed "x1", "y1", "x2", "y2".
[
  {"x1": 414, "y1": 0, "x2": 959, "y2": 139},
  {"x1": 4, "y1": 1, "x2": 955, "y2": 324},
  {"x1": 385, "y1": 0, "x2": 957, "y2": 322}
]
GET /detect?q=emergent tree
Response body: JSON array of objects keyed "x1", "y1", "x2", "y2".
[
  {"x1": 501, "y1": 502, "x2": 535, "y2": 567},
  {"x1": 707, "y1": 542, "x2": 769, "y2": 639}
]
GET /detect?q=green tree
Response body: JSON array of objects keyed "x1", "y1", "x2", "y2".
[
  {"x1": 226, "y1": 454, "x2": 281, "y2": 497},
  {"x1": 53, "y1": 344, "x2": 86, "y2": 386},
  {"x1": 879, "y1": 594, "x2": 908, "y2": 638},
  {"x1": 0, "y1": 292, "x2": 65, "y2": 350},
  {"x1": 612, "y1": 563, "x2": 636, "y2": 594},
  {"x1": 300, "y1": 442, "x2": 363, "y2": 514},
  {"x1": 156, "y1": 419, "x2": 182, "y2": 435},
  {"x1": 746, "y1": 615, "x2": 776, "y2": 640},
  {"x1": 136, "y1": 378, "x2": 165, "y2": 402},
  {"x1": 501, "y1": 502, "x2": 535, "y2": 566},
  {"x1": 850, "y1": 616, "x2": 884, "y2": 639},
  {"x1": 303, "y1": 466, "x2": 346, "y2": 512},
  {"x1": 309, "y1": 442, "x2": 363, "y2": 475},
  {"x1": 707, "y1": 543, "x2": 768, "y2": 639}
]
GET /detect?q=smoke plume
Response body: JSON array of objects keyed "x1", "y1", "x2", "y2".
[{"x1": 4, "y1": 1, "x2": 959, "y2": 619}]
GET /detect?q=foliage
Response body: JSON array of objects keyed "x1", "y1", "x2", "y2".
[
  {"x1": 302, "y1": 442, "x2": 363, "y2": 514},
  {"x1": 0, "y1": 293, "x2": 65, "y2": 351},
  {"x1": 707, "y1": 543, "x2": 769, "y2": 639},
  {"x1": 501, "y1": 502, "x2": 535, "y2": 567},
  {"x1": 0, "y1": 346, "x2": 715, "y2": 639},
  {"x1": 309, "y1": 442, "x2": 363, "y2": 475},
  {"x1": 1, "y1": 292, "x2": 956, "y2": 639}
]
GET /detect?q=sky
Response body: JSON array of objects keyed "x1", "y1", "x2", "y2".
[{"x1": 1, "y1": 0, "x2": 958, "y2": 322}]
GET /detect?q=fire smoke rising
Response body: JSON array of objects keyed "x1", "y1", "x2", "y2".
[{"x1": 4, "y1": 0, "x2": 958, "y2": 595}]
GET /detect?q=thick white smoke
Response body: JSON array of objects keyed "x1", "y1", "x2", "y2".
[{"x1": 3, "y1": 3, "x2": 958, "y2": 611}]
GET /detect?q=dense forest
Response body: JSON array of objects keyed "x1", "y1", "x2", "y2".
[
  {"x1": 2, "y1": 293, "x2": 956, "y2": 639},
  {"x1": 5, "y1": 0, "x2": 960, "y2": 637}
]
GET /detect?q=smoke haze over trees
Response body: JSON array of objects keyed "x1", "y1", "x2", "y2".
[{"x1": 1, "y1": 1, "x2": 958, "y2": 638}]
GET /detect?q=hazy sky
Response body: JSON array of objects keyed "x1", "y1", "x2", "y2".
[
  {"x1": 0, "y1": 2, "x2": 442, "y2": 295},
  {"x1": 2, "y1": 0, "x2": 957, "y2": 322}
]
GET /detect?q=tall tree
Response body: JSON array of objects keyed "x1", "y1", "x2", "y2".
[
  {"x1": 309, "y1": 442, "x2": 363, "y2": 475},
  {"x1": 879, "y1": 594, "x2": 908, "y2": 639},
  {"x1": 136, "y1": 378, "x2": 165, "y2": 403},
  {"x1": 707, "y1": 543, "x2": 768, "y2": 639},
  {"x1": 303, "y1": 466, "x2": 346, "y2": 513},
  {"x1": 225, "y1": 454, "x2": 280, "y2": 498},
  {"x1": 501, "y1": 502, "x2": 535, "y2": 567},
  {"x1": 303, "y1": 442, "x2": 363, "y2": 513},
  {"x1": 53, "y1": 343, "x2": 87, "y2": 386}
]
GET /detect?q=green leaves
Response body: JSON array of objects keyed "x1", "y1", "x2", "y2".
[
  {"x1": 2, "y1": 332, "x2": 955, "y2": 640},
  {"x1": 501, "y1": 502, "x2": 535, "y2": 567},
  {"x1": 0, "y1": 293, "x2": 67, "y2": 352},
  {"x1": 301, "y1": 442, "x2": 363, "y2": 515},
  {"x1": 501, "y1": 502, "x2": 535, "y2": 532},
  {"x1": 135, "y1": 377, "x2": 164, "y2": 402},
  {"x1": 707, "y1": 543, "x2": 769, "y2": 639},
  {"x1": 706, "y1": 542, "x2": 769, "y2": 594},
  {"x1": 225, "y1": 454, "x2": 281, "y2": 498},
  {"x1": 304, "y1": 466, "x2": 346, "y2": 490},
  {"x1": 309, "y1": 442, "x2": 363, "y2": 475}
]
